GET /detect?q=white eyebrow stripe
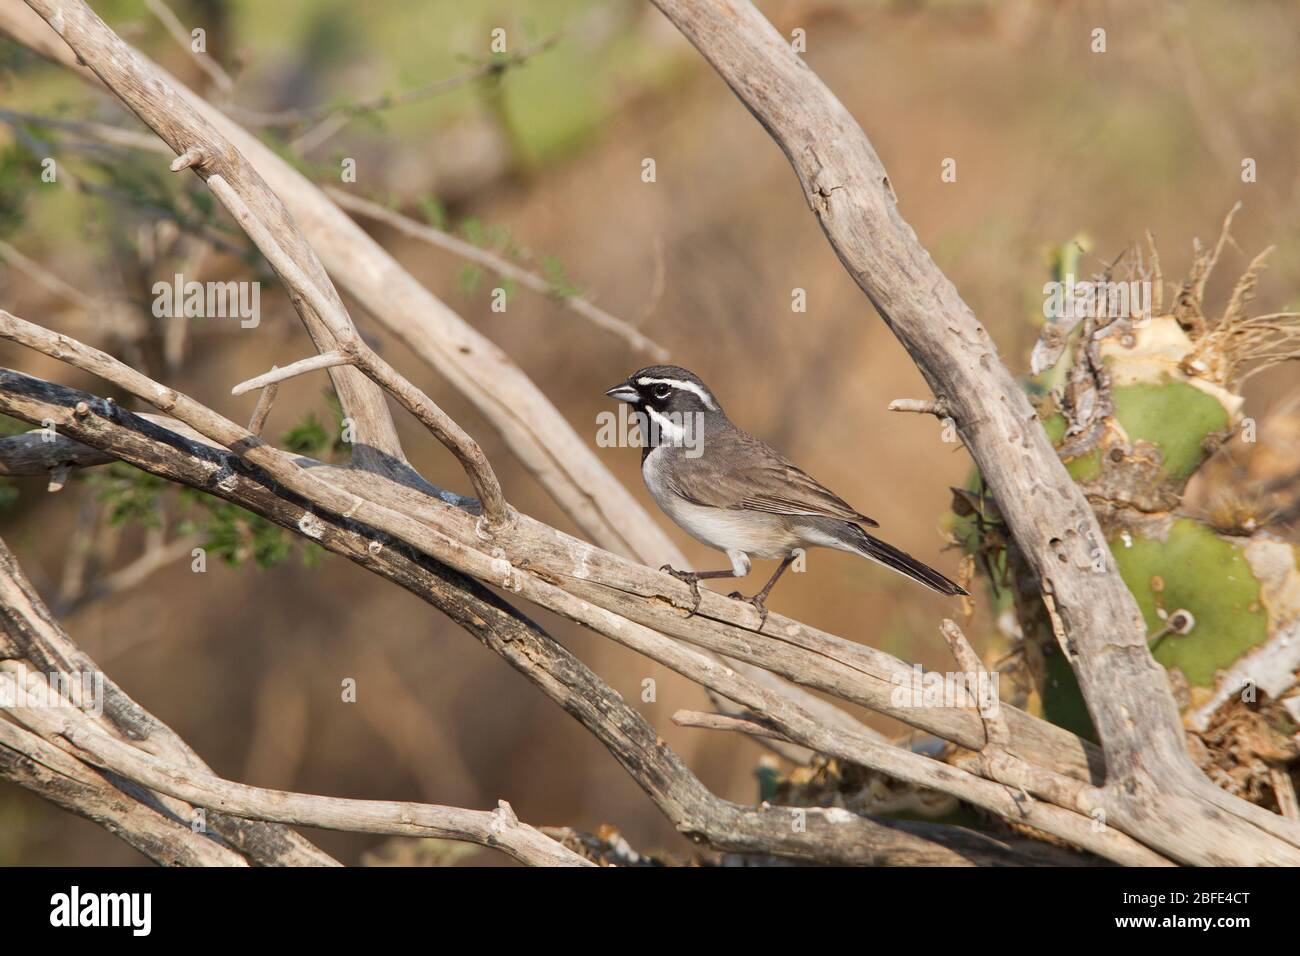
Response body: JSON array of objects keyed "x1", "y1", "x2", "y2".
[{"x1": 636, "y1": 377, "x2": 716, "y2": 410}]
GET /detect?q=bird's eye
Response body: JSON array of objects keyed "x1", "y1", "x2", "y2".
[{"x1": 653, "y1": 385, "x2": 671, "y2": 400}]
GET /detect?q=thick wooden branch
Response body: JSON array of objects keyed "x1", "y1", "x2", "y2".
[
  {"x1": 204, "y1": 174, "x2": 509, "y2": 525},
  {"x1": 0, "y1": 3, "x2": 679, "y2": 564},
  {"x1": 0, "y1": 6, "x2": 876, "y2": 772},
  {"x1": 0, "y1": 430, "x2": 114, "y2": 475},
  {"x1": 0, "y1": 329, "x2": 1099, "y2": 793},
  {"x1": 0, "y1": 717, "x2": 247, "y2": 866},
  {"x1": 64, "y1": 732, "x2": 586, "y2": 866},
  {"x1": 0, "y1": 534, "x2": 338, "y2": 866},
  {"x1": 0, "y1": 327, "x2": 1100, "y2": 793},
  {"x1": 21, "y1": 0, "x2": 405, "y2": 473},
  {"x1": 648, "y1": 0, "x2": 1300, "y2": 866},
  {"x1": 2, "y1": 670, "x2": 587, "y2": 867},
  {"x1": 0, "y1": 375, "x2": 1058, "y2": 866},
  {"x1": 0, "y1": 366, "x2": 1148, "y2": 863}
]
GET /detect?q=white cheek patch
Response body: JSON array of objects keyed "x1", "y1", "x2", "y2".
[
  {"x1": 645, "y1": 406, "x2": 686, "y2": 442},
  {"x1": 636, "y1": 377, "x2": 717, "y2": 410}
]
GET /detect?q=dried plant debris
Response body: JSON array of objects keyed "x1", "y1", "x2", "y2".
[
  {"x1": 1189, "y1": 391, "x2": 1300, "y2": 532},
  {"x1": 1001, "y1": 215, "x2": 1300, "y2": 792},
  {"x1": 1031, "y1": 208, "x2": 1297, "y2": 514},
  {"x1": 1189, "y1": 694, "x2": 1298, "y2": 815}
]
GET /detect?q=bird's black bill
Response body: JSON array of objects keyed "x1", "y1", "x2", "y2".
[{"x1": 605, "y1": 384, "x2": 639, "y2": 403}]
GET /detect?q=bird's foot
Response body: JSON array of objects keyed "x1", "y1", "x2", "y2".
[
  {"x1": 728, "y1": 591, "x2": 770, "y2": 629},
  {"x1": 660, "y1": 564, "x2": 703, "y2": 615}
]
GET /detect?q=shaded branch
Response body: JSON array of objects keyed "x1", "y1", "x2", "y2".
[
  {"x1": 4, "y1": 669, "x2": 588, "y2": 867},
  {"x1": 648, "y1": 0, "x2": 1300, "y2": 866},
  {"x1": 0, "y1": 372, "x2": 1057, "y2": 866},
  {"x1": 0, "y1": 535, "x2": 337, "y2": 865},
  {"x1": 23, "y1": 0, "x2": 406, "y2": 471}
]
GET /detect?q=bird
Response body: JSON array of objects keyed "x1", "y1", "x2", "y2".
[{"x1": 604, "y1": 364, "x2": 967, "y2": 626}]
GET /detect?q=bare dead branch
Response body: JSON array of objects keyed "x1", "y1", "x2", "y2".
[
  {"x1": 0, "y1": 717, "x2": 248, "y2": 866},
  {"x1": 672, "y1": 709, "x2": 789, "y2": 742},
  {"x1": 0, "y1": 373, "x2": 1059, "y2": 866},
  {"x1": 648, "y1": 0, "x2": 1300, "y2": 866},
  {"x1": 232, "y1": 351, "x2": 351, "y2": 397},
  {"x1": 57, "y1": 534, "x2": 197, "y2": 616},
  {"x1": 0, "y1": 535, "x2": 338, "y2": 865},
  {"x1": 888, "y1": 398, "x2": 952, "y2": 418},
  {"x1": 0, "y1": 3, "x2": 680, "y2": 561},
  {"x1": 204, "y1": 175, "x2": 509, "y2": 526},
  {"x1": 246, "y1": 376, "x2": 278, "y2": 436},
  {"x1": 0, "y1": 360, "x2": 1155, "y2": 864},
  {"x1": 21, "y1": 0, "x2": 406, "y2": 472},
  {"x1": 7, "y1": 676, "x2": 589, "y2": 867},
  {"x1": 0, "y1": 106, "x2": 169, "y2": 153},
  {"x1": 230, "y1": 34, "x2": 559, "y2": 131},
  {"x1": 0, "y1": 339, "x2": 1100, "y2": 790},
  {"x1": 142, "y1": 0, "x2": 234, "y2": 99}
]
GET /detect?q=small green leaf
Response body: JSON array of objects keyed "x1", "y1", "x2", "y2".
[
  {"x1": 458, "y1": 264, "x2": 484, "y2": 297},
  {"x1": 418, "y1": 196, "x2": 447, "y2": 230},
  {"x1": 281, "y1": 413, "x2": 330, "y2": 456},
  {"x1": 89, "y1": 462, "x2": 165, "y2": 527},
  {"x1": 542, "y1": 255, "x2": 581, "y2": 300}
]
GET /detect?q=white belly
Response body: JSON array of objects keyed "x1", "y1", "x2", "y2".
[{"x1": 642, "y1": 448, "x2": 796, "y2": 560}]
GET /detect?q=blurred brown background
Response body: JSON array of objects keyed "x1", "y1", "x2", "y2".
[{"x1": 1, "y1": 0, "x2": 1297, "y2": 864}]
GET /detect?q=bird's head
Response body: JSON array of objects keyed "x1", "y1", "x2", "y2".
[{"x1": 604, "y1": 365, "x2": 721, "y2": 417}]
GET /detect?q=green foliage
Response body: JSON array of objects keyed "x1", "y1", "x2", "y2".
[
  {"x1": 485, "y1": 223, "x2": 518, "y2": 257},
  {"x1": 281, "y1": 412, "x2": 330, "y2": 456},
  {"x1": 77, "y1": 422, "x2": 333, "y2": 573},
  {"x1": 281, "y1": 396, "x2": 351, "y2": 459},
  {"x1": 324, "y1": 391, "x2": 350, "y2": 456},
  {"x1": 457, "y1": 263, "x2": 484, "y2": 297},
  {"x1": 1040, "y1": 413, "x2": 1103, "y2": 480},
  {"x1": 0, "y1": 35, "x2": 37, "y2": 80},
  {"x1": 1045, "y1": 234, "x2": 1090, "y2": 286},
  {"x1": 542, "y1": 255, "x2": 580, "y2": 300},
  {"x1": 418, "y1": 195, "x2": 448, "y2": 230},
  {"x1": 459, "y1": 217, "x2": 487, "y2": 247},
  {"x1": 198, "y1": 500, "x2": 294, "y2": 569},
  {"x1": 754, "y1": 762, "x2": 780, "y2": 803},
  {"x1": 0, "y1": 479, "x2": 18, "y2": 509},
  {"x1": 89, "y1": 462, "x2": 166, "y2": 527},
  {"x1": 0, "y1": 142, "x2": 35, "y2": 238},
  {"x1": 178, "y1": 488, "x2": 324, "y2": 571},
  {"x1": 77, "y1": 150, "x2": 238, "y2": 247}
]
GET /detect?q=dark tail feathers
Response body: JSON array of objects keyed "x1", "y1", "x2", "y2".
[{"x1": 844, "y1": 526, "x2": 967, "y2": 597}]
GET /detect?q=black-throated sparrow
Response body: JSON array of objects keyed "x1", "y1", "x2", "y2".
[{"x1": 605, "y1": 365, "x2": 966, "y2": 624}]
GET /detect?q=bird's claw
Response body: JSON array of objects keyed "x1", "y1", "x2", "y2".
[
  {"x1": 660, "y1": 564, "x2": 703, "y2": 615},
  {"x1": 728, "y1": 591, "x2": 770, "y2": 629}
]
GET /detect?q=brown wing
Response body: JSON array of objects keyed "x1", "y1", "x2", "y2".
[{"x1": 666, "y1": 427, "x2": 879, "y2": 528}]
